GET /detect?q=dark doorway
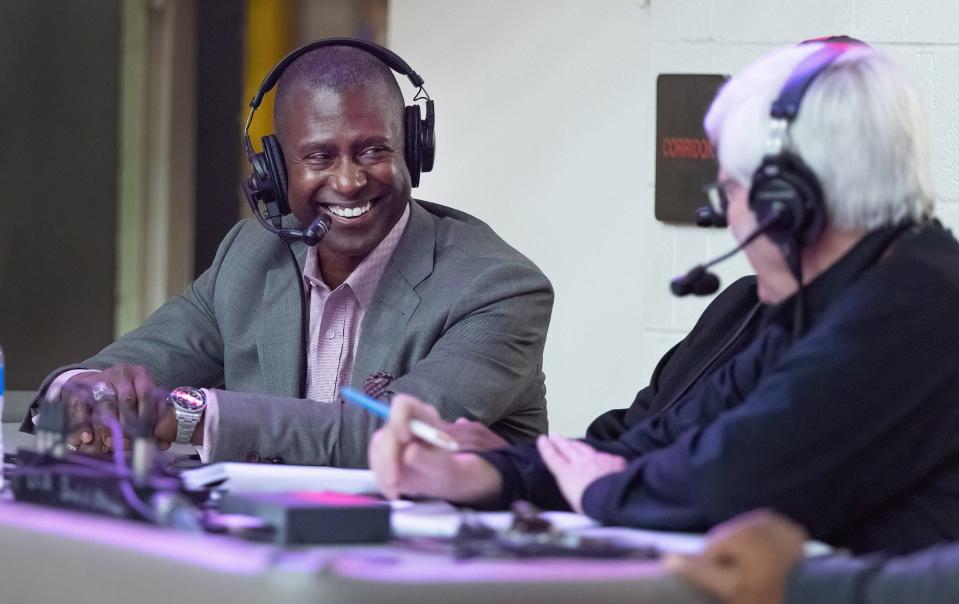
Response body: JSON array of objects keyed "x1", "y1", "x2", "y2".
[{"x1": 0, "y1": 1, "x2": 120, "y2": 389}]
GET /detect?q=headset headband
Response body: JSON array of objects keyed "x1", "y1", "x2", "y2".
[
  {"x1": 771, "y1": 43, "x2": 853, "y2": 120},
  {"x1": 242, "y1": 37, "x2": 431, "y2": 163},
  {"x1": 764, "y1": 38, "x2": 864, "y2": 157},
  {"x1": 248, "y1": 37, "x2": 426, "y2": 110}
]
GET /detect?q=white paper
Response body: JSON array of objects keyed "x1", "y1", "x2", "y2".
[{"x1": 180, "y1": 462, "x2": 380, "y2": 495}]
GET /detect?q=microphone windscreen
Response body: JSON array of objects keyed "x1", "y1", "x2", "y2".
[
  {"x1": 670, "y1": 275, "x2": 691, "y2": 297},
  {"x1": 670, "y1": 265, "x2": 703, "y2": 296},
  {"x1": 302, "y1": 214, "x2": 333, "y2": 246},
  {"x1": 690, "y1": 271, "x2": 720, "y2": 295},
  {"x1": 695, "y1": 206, "x2": 727, "y2": 228},
  {"x1": 670, "y1": 265, "x2": 721, "y2": 297}
]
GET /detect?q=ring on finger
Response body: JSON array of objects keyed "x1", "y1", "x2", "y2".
[{"x1": 91, "y1": 381, "x2": 116, "y2": 402}]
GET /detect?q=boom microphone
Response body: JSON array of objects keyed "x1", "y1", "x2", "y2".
[
  {"x1": 300, "y1": 214, "x2": 334, "y2": 246},
  {"x1": 671, "y1": 207, "x2": 784, "y2": 297},
  {"x1": 241, "y1": 179, "x2": 333, "y2": 247}
]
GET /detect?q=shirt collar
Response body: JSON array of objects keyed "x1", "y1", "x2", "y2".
[{"x1": 302, "y1": 203, "x2": 411, "y2": 308}]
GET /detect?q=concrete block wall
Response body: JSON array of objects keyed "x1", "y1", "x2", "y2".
[{"x1": 388, "y1": 0, "x2": 959, "y2": 435}]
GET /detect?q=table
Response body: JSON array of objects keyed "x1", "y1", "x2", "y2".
[{"x1": 0, "y1": 499, "x2": 717, "y2": 604}]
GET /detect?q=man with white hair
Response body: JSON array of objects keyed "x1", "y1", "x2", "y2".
[{"x1": 368, "y1": 38, "x2": 959, "y2": 555}]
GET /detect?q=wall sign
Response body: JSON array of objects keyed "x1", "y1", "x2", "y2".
[{"x1": 654, "y1": 74, "x2": 728, "y2": 225}]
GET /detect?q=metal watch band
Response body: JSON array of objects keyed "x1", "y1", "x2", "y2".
[{"x1": 174, "y1": 411, "x2": 201, "y2": 445}]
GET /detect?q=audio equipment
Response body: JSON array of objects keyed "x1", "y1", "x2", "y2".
[
  {"x1": 672, "y1": 38, "x2": 863, "y2": 299},
  {"x1": 695, "y1": 204, "x2": 727, "y2": 228},
  {"x1": 241, "y1": 37, "x2": 437, "y2": 245},
  {"x1": 671, "y1": 208, "x2": 785, "y2": 297},
  {"x1": 747, "y1": 42, "x2": 859, "y2": 270},
  {"x1": 10, "y1": 399, "x2": 192, "y2": 524}
]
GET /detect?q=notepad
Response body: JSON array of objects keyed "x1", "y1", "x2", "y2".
[{"x1": 180, "y1": 462, "x2": 380, "y2": 495}]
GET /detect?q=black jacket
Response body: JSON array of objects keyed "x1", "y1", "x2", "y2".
[
  {"x1": 586, "y1": 275, "x2": 761, "y2": 439},
  {"x1": 483, "y1": 221, "x2": 959, "y2": 555}
]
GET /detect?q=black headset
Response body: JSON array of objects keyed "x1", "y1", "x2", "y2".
[
  {"x1": 241, "y1": 37, "x2": 436, "y2": 234},
  {"x1": 749, "y1": 37, "x2": 864, "y2": 266},
  {"x1": 672, "y1": 35, "x2": 866, "y2": 333}
]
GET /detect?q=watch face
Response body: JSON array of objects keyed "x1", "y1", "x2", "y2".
[{"x1": 170, "y1": 387, "x2": 205, "y2": 412}]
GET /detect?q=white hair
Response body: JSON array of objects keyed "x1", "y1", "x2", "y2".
[{"x1": 704, "y1": 42, "x2": 935, "y2": 231}]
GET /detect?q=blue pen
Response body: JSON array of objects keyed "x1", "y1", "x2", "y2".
[{"x1": 340, "y1": 387, "x2": 459, "y2": 451}]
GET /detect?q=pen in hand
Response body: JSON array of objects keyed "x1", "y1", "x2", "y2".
[{"x1": 339, "y1": 387, "x2": 460, "y2": 452}]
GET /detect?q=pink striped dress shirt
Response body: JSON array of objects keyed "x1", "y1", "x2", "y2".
[{"x1": 303, "y1": 204, "x2": 410, "y2": 402}]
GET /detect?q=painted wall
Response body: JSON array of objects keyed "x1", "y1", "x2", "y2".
[{"x1": 388, "y1": 0, "x2": 959, "y2": 435}]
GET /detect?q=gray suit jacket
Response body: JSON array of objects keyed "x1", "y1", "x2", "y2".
[{"x1": 24, "y1": 200, "x2": 553, "y2": 467}]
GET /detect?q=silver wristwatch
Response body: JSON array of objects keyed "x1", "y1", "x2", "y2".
[{"x1": 168, "y1": 386, "x2": 207, "y2": 445}]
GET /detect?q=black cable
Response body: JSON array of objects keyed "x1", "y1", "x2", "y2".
[
  {"x1": 785, "y1": 238, "x2": 806, "y2": 340},
  {"x1": 285, "y1": 242, "x2": 308, "y2": 398},
  {"x1": 793, "y1": 280, "x2": 806, "y2": 340},
  {"x1": 413, "y1": 86, "x2": 431, "y2": 102}
]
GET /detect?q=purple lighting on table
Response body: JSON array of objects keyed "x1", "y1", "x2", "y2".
[{"x1": 0, "y1": 502, "x2": 272, "y2": 576}]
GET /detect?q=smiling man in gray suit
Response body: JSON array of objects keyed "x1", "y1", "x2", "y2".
[{"x1": 22, "y1": 41, "x2": 552, "y2": 467}]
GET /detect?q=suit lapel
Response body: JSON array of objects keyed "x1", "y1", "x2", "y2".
[
  {"x1": 257, "y1": 242, "x2": 309, "y2": 396},
  {"x1": 351, "y1": 201, "x2": 436, "y2": 386}
]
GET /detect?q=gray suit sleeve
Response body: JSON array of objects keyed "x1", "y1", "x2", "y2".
[
  {"x1": 786, "y1": 544, "x2": 959, "y2": 604},
  {"x1": 204, "y1": 390, "x2": 351, "y2": 466},
  {"x1": 206, "y1": 388, "x2": 393, "y2": 468}
]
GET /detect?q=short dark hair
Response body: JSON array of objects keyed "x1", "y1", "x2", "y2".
[{"x1": 273, "y1": 45, "x2": 404, "y2": 140}]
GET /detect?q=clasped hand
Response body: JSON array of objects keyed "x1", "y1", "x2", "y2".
[
  {"x1": 58, "y1": 364, "x2": 183, "y2": 454},
  {"x1": 536, "y1": 434, "x2": 627, "y2": 513}
]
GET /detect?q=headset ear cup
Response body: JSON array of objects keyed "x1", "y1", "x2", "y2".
[
  {"x1": 750, "y1": 154, "x2": 825, "y2": 247},
  {"x1": 249, "y1": 150, "x2": 272, "y2": 197},
  {"x1": 750, "y1": 158, "x2": 795, "y2": 241},
  {"x1": 261, "y1": 135, "x2": 291, "y2": 215},
  {"x1": 405, "y1": 104, "x2": 422, "y2": 188},
  {"x1": 420, "y1": 99, "x2": 436, "y2": 173},
  {"x1": 785, "y1": 154, "x2": 826, "y2": 246}
]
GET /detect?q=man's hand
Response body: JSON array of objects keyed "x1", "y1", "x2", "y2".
[
  {"x1": 152, "y1": 402, "x2": 177, "y2": 450},
  {"x1": 368, "y1": 394, "x2": 501, "y2": 503},
  {"x1": 664, "y1": 509, "x2": 807, "y2": 604},
  {"x1": 441, "y1": 417, "x2": 509, "y2": 451},
  {"x1": 537, "y1": 435, "x2": 626, "y2": 514},
  {"x1": 59, "y1": 364, "x2": 158, "y2": 453}
]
